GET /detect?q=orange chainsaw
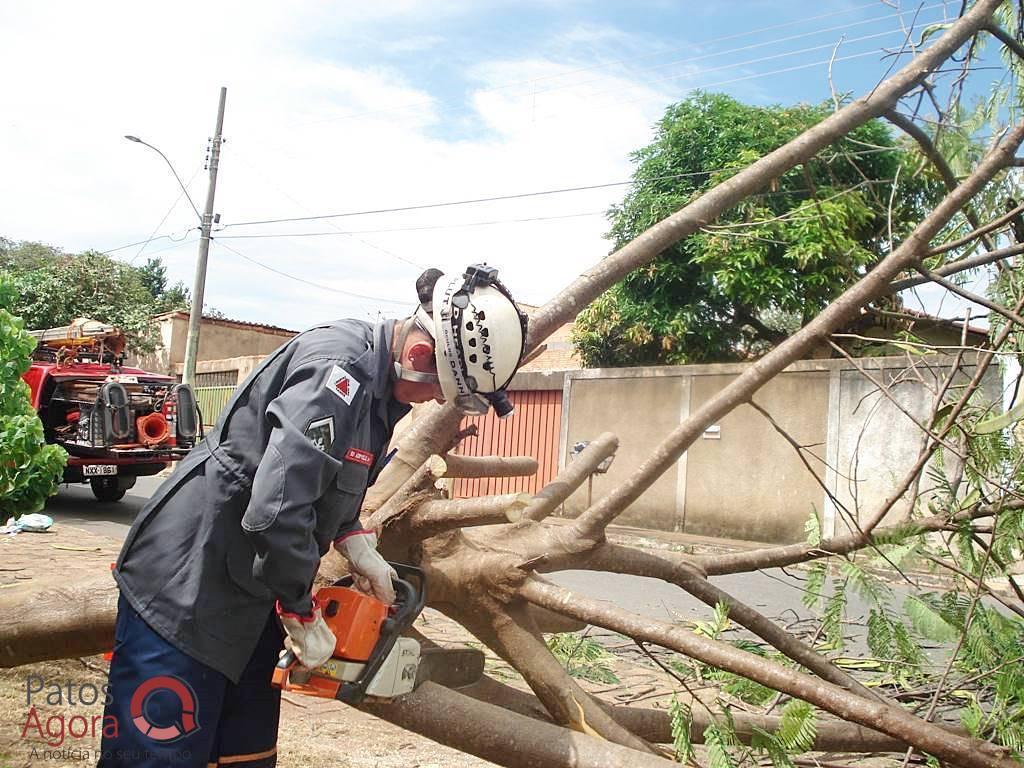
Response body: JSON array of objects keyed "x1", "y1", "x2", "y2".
[{"x1": 272, "y1": 563, "x2": 483, "y2": 704}]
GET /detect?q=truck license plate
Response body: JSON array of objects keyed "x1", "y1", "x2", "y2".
[{"x1": 83, "y1": 464, "x2": 117, "y2": 477}]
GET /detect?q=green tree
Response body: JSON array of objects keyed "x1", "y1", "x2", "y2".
[
  {"x1": 137, "y1": 256, "x2": 191, "y2": 314},
  {"x1": 573, "y1": 93, "x2": 939, "y2": 366},
  {"x1": 0, "y1": 240, "x2": 188, "y2": 353},
  {"x1": 0, "y1": 276, "x2": 66, "y2": 519}
]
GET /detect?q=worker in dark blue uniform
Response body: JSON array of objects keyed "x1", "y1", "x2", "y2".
[{"x1": 98, "y1": 265, "x2": 527, "y2": 767}]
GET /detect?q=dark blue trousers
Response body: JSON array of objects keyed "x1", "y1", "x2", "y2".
[{"x1": 98, "y1": 594, "x2": 284, "y2": 767}]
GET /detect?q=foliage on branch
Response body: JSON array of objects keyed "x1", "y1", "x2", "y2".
[
  {"x1": 0, "y1": 277, "x2": 66, "y2": 518},
  {"x1": 546, "y1": 632, "x2": 620, "y2": 684},
  {"x1": 0, "y1": 238, "x2": 190, "y2": 353},
  {"x1": 573, "y1": 92, "x2": 940, "y2": 366}
]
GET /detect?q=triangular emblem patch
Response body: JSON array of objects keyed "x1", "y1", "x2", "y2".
[{"x1": 327, "y1": 365, "x2": 359, "y2": 405}]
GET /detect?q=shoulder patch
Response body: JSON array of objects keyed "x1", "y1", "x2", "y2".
[
  {"x1": 327, "y1": 365, "x2": 361, "y2": 406},
  {"x1": 305, "y1": 416, "x2": 335, "y2": 453}
]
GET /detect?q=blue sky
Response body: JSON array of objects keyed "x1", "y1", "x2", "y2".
[{"x1": 0, "y1": 1, "x2": 999, "y2": 330}]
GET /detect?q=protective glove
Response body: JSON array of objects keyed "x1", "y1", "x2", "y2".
[
  {"x1": 333, "y1": 529, "x2": 397, "y2": 604},
  {"x1": 277, "y1": 598, "x2": 336, "y2": 670}
]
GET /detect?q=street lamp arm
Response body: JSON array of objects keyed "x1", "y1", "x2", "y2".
[{"x1": 124, "y1": 135, "x2": 203, "y2": 222}]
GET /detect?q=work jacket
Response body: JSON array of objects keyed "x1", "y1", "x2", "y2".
[{"x1": 114, "y1": 319, "x2": 410, "y2": 682}]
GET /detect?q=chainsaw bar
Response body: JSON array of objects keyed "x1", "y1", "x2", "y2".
[{"x1": 415, "y1": 647, "x2": 485, "y2": 690}]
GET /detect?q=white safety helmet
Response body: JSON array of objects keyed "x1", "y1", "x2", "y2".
[{"x1": 396, "y1": 264, "x2": 527, "y2": 416}]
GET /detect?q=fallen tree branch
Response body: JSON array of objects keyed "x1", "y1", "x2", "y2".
[
  {"x1": 984, "y1": 20, "x2": 1024, "y2": 62},
  {"x1": 521, "y1": 577, "x2": 1018, "y2": 768},
  {"x1": 691, "y1": 500, "x2": 1019, "y2": 576},
  {"x1": 364, "y1": 681, "x2": 680, "y2": 768},
  {"x1": 926, "y1": 200, "x2": 1024, "y2": 257},
  {"x1": 409, "y1": 493, "x2": 531, "y2": 537},
  {"x1": 927, "y1": 555, "x2": 1024, "y2": 620},
  {"x1": 522, "y1": 432, "x2": 619, "y2": 522},
  {"x1": 452, "y1": 598, "x2": 659, "y2": 753},
  {"x1": 884, "y1": 108, "x2": 999, "y2": 257},
  {"x1": 363, "y1": 405, "x2": 463, "y2": 514},
  {"x1": 887, "y1": 242, "x2": 1024, "y2": 292},
  {"x1": 460, "y1": 674, "x2": 920, "y2": 752},
  {"x1": 367, "y1": 455, "x2": 447, "y2": 530},
  {"x1": 0, "y1": 576, "x2": 117, "y2": 666},
  {"x1": 545, "y1": 542, "x2": 885, "y2": 703},
  {"x1": 440, "y1": 454, "x2": 539, "y2": 479},
  {"x1": 916, "y1": 264, "x2": 1024, "y2": 328}
]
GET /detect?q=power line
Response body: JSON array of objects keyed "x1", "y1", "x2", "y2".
[
  {"x1": 602, "y1": 27, "x2": 906, "y2": 93},
  {"x1": 524, "y1": 47, "x2": 901, "y2": 124},
  {"x1": 214, "y1": 240, "x2": 410, "y2": 305},
  {"x1": 215, "y1": 210, "x2": 605, "y2": 239},
  {"x1": 530, "y1": 8, "x2": 946, "y2": 100},
  {"x1": 220, "y1": 179, "x2": 661, "y2": 229},
  {"x1": 214, "y1": 175, "x2": 900, "y2": 241},
  {"x1": 212, "y1": 179, "x2": 904, "y2": 245},
  {"x1": 230, "y1": 149, "x2": 425, "y2": 270},
  {"x1": 287, "y1": 13, "x2": 945, "y2": 144},
  {"x1": 220, "y1": 146, "x2": 905, "y2": 230},
  {"x1": 102, "y1": 228, "x2": 196, "y2": 256},
  {"x1": 132, "y1": 236, "x2": 200, "y2": 258},
  {"x1": 204, "y1": 8, "x2": 948, "y2": 241},
  {"x1": 107, "y1": 146, "x2": 908, "y2": 254},
  {"x1": 127, "y1": 165, "x2": 204, "y2": 264}
]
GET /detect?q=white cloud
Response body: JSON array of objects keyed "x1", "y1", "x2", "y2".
[{"x1": 1, "y1": 1, "x2": 677, "y2": 331}]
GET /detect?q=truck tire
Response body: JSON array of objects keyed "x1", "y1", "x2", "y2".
[{"x1": 90, "y1": 476, "x2": 129, "y2": 502}]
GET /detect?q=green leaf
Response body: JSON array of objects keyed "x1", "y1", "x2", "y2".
[
  {"x1": 840, "y1": 560, "x2": 890, "y2": 607},
  {"x1": 669, "y1": 695, "x2": 695, "y2": 763},
  {"x1": 974, "y1": 399, "x2": 1024, "y2": 434},
  {"x1": 803, "y1": 560, "x2": 827, "y2": 611},
  {"x1": 819, "y1": 583, "x2": 847, "y2": 651},
  {"x1": 545, "y1": 633, "x2": 620, "y2": 684},
  {"x1": 958, "y1": 488, "x2": 982, "y2": 511},
  {"x1": 777, "y1": 699, "x2": 816, "y2": 753},
  {"x1": 0, "y1": 292, "x2": 66, "y2": 518},
  {"x1": 703, "y1": 723, "x2": 739, "y2": 768},
  {"x1": 904, "y1": 595, "x2": 959, "y2": 643},
  {"x1": 804, "y1": 509, "x2": 822, "y2": 546}
]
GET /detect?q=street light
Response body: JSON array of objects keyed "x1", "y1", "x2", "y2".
[
  {"x1": 124, "y1": 87, "x2": 227, "y2": 386},
  {"x1": 124, "y1": 135, "x2": 202, "y2": 222}
]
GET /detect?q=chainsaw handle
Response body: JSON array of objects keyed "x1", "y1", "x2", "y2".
[
  {"x1": 329, "y1": 562, "x2": 425, "y2": 622},
  {"x1": 272, "y1": 649, "x2": 314, "y2": 690},
  {"x1": 276, "y1": 649, "x2": 297, "y2": 671},
  {"x1": 389, "y1": 562, "x2": 427, "y2": 630}
]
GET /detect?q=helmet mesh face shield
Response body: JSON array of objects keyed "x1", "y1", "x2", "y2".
[{"x1": 432, "y1": 272, "x2": 526, "y2": 415}]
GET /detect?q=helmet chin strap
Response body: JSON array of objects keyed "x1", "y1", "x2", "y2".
[{"x1": 392, "y1": 316, "x2": 440, "y2": 385}]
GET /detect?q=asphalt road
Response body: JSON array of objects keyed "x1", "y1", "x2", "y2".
[{"x1": 45, "y1": 474, "x2": 164, "y2": 539}]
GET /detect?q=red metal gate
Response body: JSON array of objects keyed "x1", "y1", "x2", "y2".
[{"x1": 452, "y1": 390, "x2": 562, "y2": 498}]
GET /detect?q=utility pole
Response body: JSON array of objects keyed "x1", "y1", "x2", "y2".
[{"x1": 182, "y1": 86, "x2": 227, "y2": 386}]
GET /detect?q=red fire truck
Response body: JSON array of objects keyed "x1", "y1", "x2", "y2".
[{"x1": 23, "y1": 319, "x2": 199, "y2": 502}]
